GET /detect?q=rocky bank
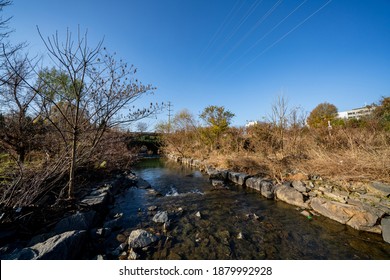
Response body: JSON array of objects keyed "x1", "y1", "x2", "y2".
[{"x1": 166, "y1": 154, "x2": 390, "y2": 244}]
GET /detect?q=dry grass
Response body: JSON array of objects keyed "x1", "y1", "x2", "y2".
[{"x1": 163, "y1": 125, "x2": 390, "y2": 183}]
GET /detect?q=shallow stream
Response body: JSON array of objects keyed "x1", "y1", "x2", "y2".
[{"x1": 111, "y1": 158, "x2": 390, "y2": 259}]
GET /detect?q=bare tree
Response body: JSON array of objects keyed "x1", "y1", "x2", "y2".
[
  {"x1": 0, "y1": 0, "x2": 11, "y2": 43},
  {"x1": 28, "y1": 28, "x2": 158, "y2": 199},
  {"x1": 269, "y1": 94, "x2": 289, "y2": 153},
  {"x1": 136, "y1": 122, "x2": 148, "y2": 133},
  {"x1": 0, "y1": 50, "x2": 38, "y2": 163}
]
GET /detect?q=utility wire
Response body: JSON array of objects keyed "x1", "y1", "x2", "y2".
[
  {"x1": 213, "y1": 0, "x2": 283, "y2": 70},
  {"x1": 241, "y1": 0, "x2": 333, "y2": 70},
  {"x1": 226, "y1": 0, "x2": 308, "y2": 72}
]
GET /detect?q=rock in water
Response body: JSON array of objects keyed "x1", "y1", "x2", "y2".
[
  {"x1": 128, "y1": 229, "x2": 158, "y2": 248},
  {"x1": 128, "y1": 248, "x2": 140, "y2": 260},
  {"x1": 148, "y1": 205, "x2": 158, "y2": 211},
  {"x1": 381, "y1": 217, "x2": 390, "y2": 244},
  {"x1": 152, "y1": 211, "x2": 169, "y2": 223},
  {"x1": 275, "y1": 184, "x2": 308, "y2": 208}
]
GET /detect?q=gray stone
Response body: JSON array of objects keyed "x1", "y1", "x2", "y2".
[
  {"x1": 29, "y1": 230, "x2": 87, "y2": 260},
  {"x1": 292, "y1": 180, "x2": 307, "y2": 193},
  {"x1": 54, "y1": 211, "x2": 96, "y2": 234},
  {"x1": 81, "y1": 192, "x2": 108, "y2": 209},
  {"x1": 208, "y1": 170, "x2": 228, "y2": 181},
  {"x1": 360, "y1": 193, "x2": 381, "y2": 203},
  {"x1": 323, "y1": 191, "x2": 348, "y2": 203},
  {"x1": 2, "y1": 247, "x2": 38, "y2": 260},
  {"x1": 310, "y1": 197, "x2": 380, "y2": 232},
  {"x1": 260, "y1": 180, "x2": 275, "y2": 199},
  {"x1": 128, "y1": 229, "x2": 158, "y2": 248},
  {"x1": 311, "y1": 197, "x2": 354, "y2": 224},
  {"x1": 228, "y1": 172, "x2": 250, "y2": 186},
  {"x1": 245, "y1": 177, "x2": 262, "y2": 191},
  {"x1": 211, "y1": 180, "x2": 227, "y2": 189},
  {"x1": 90, "y1": 184, "x2": 112, "y2": 196},
  {"x1": 274, "y1": 184, "x2": 308, "y2": 208},
  {"x1": 148, "y1": 205, "x2": 158, "y2": 211},
  {"x1": 137, "y1": 178, "x2": 151, "y2": 189},
  {"x1": 103, "y1": 217, "x2": 123, "y2": 230},
  {"x1": 381, "y1": 217, "x2": 390, "y2": 244},
  {"x1": 152, "y1": 211, "x2": 169, "y2": 224},
  {"x1": 367, "y1": 182, "x2": 390, "y2": 197},
  {"x1": 195, "y1": 211, "x2": 202, "y2": 218}
]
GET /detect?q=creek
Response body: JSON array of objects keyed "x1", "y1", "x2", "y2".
[{"x1": 110, "y1": 158, "x2": 390, "y2": 259}]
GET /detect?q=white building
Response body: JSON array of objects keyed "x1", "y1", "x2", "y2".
[
  {"x1": 337, "y1": 106, "x2": 376, "y2": 120},
  {"x1": 245, "y1": 121, "x2": 259, "y2": 127}
]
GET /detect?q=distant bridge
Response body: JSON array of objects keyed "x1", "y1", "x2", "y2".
[{"x1": 126, "y1": 132, "x2": 162, "y2": 155}]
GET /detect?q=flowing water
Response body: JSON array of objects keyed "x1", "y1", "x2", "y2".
[{"x1": 111, "y1": 158, "x2": 390, "y2": 260}]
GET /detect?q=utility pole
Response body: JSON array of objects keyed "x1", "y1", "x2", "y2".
[{"x1": 167, "y1": 101, "x2": 173, "y2": 133}]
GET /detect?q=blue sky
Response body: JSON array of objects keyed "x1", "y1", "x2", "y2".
[{"x1": 5, "y1": 0, "x2": 390, "y2": 127}]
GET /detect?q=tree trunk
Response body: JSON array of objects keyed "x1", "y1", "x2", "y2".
[{"x1": 68, "y1": 128, "x2": 77, "y2": 199}]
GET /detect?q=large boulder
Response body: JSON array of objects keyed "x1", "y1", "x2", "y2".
[
  {"x1": 366, "y1": 182, "x2": 390, "y2": 197},
  {"x1": 128, "y1": 229, "x2": 158, "y2": 248},
  {"x1": 81, "y1": 192, "x2": 109, "y2": 209},
  {"x1": 381, "y1": 217, "x2": 390, "y2": 243},
  {"x1": 28, "y1": 230, "x2": 87, "y2": 260},
  {"x1": 228, "y1": 172, "x2": 250, "y2": 186},
  {"x1": 208, "y1": 170, "x2": 228, "y2": 181},
  {"x1": 310, "y1": 197, "x2": 380, "y2": 232},
  {"x1": 53, "y1": 211, "x2": 96, "y2": 234},
  {"x1": 291, "y1": 180, "x2": 307, "y2": 193},
  {"x1": 245, "y1": 177, "x2": 262, "y2": 191},
  {"x1": 274, "y1": 184, "x2": 308, "y2": 208},
  {"x1": 260, "y1": 180, "x2": 275, "y2": 199}
]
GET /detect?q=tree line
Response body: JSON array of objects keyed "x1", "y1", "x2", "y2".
[{"x1": 157, "y1": 96, "x2": 390, "y2": 183}]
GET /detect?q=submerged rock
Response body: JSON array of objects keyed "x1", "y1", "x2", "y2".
[
  {"x1": 228, "y1": 172, "x2": 250, "y2": 186},
  {"x1": 128, "y1": 229, "x2": 158, "y2": 248},
  {"x1": 148, "y1": 205, "x2": 158, "y2": 211},
  {"x1": 152, "y1": 211, "x2": 169, "y2": 224},
  {"x1": 211, "y1": 180, "x2": 227, "y2": 189}
]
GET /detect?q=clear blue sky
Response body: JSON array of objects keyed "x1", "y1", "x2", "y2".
[{"x1": 5, "y1": 0, "x2": 390, "y2": 127}]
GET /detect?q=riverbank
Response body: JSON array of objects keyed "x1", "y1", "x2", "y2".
[
  {"x1": 0, "y1": 169, "x2": 148, "y2": 259},
  {"x1": 165, "y1": 154, "x2": 390, "y2": 244}
]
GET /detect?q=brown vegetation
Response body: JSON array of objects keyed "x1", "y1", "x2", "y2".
[{"x1": 160, "y1": 97, "x2": 390, "y2": 184}]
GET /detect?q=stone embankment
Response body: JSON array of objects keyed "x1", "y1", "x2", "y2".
[
  {"x1": 166, "y1": 154, "x2": 390, "y2": 244},
  {"x1": 0, "y1": 171, "x2": 143, "y2": 259}
]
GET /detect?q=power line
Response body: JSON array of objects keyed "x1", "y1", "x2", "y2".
[
  {"x1": 213, "y1": 0, "x2": 283, "y2": 70},
  {"x1": 225, "y1": 0, "x2": 308, "y2": 72},
  {"x1": 199, "y1": 0, "x2": 242, "y2": 59},
  {"x1": 221, "y1": 0, "x2": 264, "y2": 47},
  {"x1": 241, "y1": 0, "x2": 333, "y2": 70}
]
